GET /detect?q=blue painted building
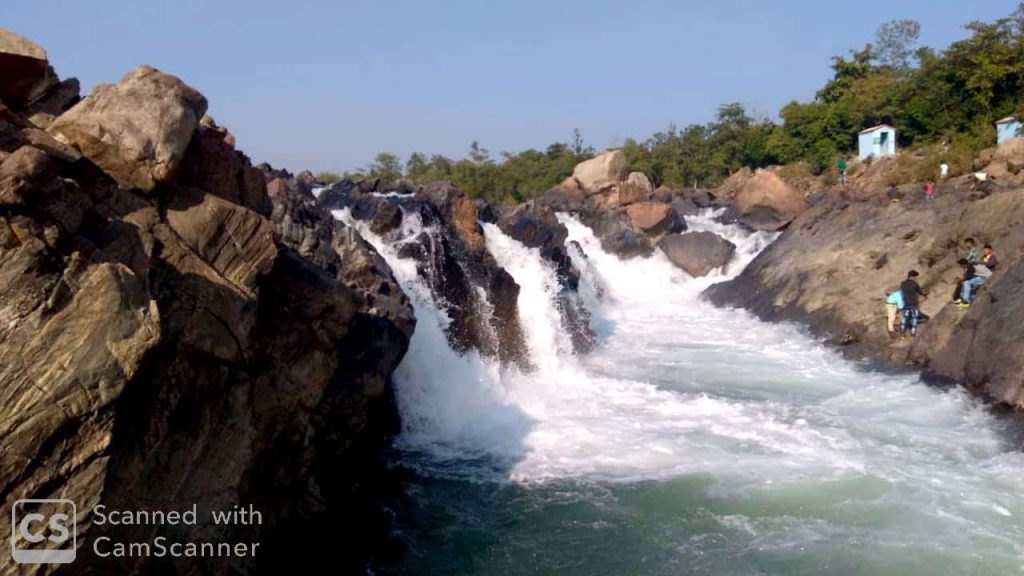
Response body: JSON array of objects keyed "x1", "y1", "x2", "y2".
[
  {"x1": 858, "y1": 125, "x2": 896, "y2": 160},
  {"x1": 996, "y1": 116, "x2": 1022, "y2": 145}
]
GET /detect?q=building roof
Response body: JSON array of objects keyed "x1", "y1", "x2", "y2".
[
  {"x1": 996, "y1": 116, "x2": 1018, "y2": 124},
  {"x1": 858, "y1": 124, "x2": 895, "y2": 134}
]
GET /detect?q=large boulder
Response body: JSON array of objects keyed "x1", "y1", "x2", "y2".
[
  {"x1": 657, "y1": 232, "x2": 736, "y2": 277},
  {"x1": 983, "y1": 137, "x2": 1024, "y2": 183},
  {"x1": 617, "y1": 171, "x2": 654, "y2": 205},
  {"x1": 572, "y1": 149, "x2": 629, "y2": 193},
  {"x1": 0, "y1": 28, "x2": 57, "y2": 108},
  {"x1": 584, "y1": 211, "x2": 654, "y2": 259},
  {"x1": 715, "y1": 166, "x2": 753, "y2": 198},
  {"x1": 498, "y1": 201, "x2": 568, "y2": 253},
  {"x1": 625, "y1": 201, "x2": 685, "y2": 236},
  {"x1": 734, "y1": 169, "x2": 811, "y2": 231},
  {"x1": 540, "y1": 176, "x2": 590, "y2": 213},
  {"x1": 670, "y1": 196, "x2": 700, "y2": 216},
  {"x1": 48, "y1": 65, "x2": 208, "y2": 191}
]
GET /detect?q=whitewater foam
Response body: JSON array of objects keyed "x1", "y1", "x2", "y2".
[{"x1": 337, "y1": 205, "x2": 1024, "y2": 572}]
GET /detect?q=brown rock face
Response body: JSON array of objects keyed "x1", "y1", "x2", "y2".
[
  {"x1": 626, "y1": 202, "x2": 685, "y2": 236},
  {"x1": 0, "y1": 27, "x2": 57, "y2": 107},
  {"x1": 658, "y1": 231, "x2": 736, "y2": 277},
  {"x1": 734, "y1": 169, "x2": 811, "y2": 230},
  {"x1": 453, "y1": 194, "x2": 485, "y2": 252},
  {"x1": 48, "y1": 65, "x2": 208, "y2": 191},
  {"x1": 179, "y1": 116, "x2": 271, "y2": 216},
  {"x1": 572, "y1": 149, "x2": 629, "y2": 193},
  {"x1": 705, "y1": 185, "x2": 1024, "y2": 407},
  {"x1": 1, "y1": 62, "x2": 413, "y2": 575},
  {"x1": 617, "y1": 171, "x2": 654, "y2": 206}
]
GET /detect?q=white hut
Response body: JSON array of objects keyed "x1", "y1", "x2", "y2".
[
  {"x1": 996, "y1": 116, "x2": 1022, "y2": 145},
  {"x1": 858, "y1": 125, "x2": 896, "y2": 160}
]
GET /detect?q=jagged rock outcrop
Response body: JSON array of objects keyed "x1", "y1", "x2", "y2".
[
  {"x1": 48, "y1": 65, "x2": 208, "y2": 192},
  {"x1": 706, "y1": 184, "x2": 1024, "y2": 407},
  {"x1": 321, "y1": 180, "x2": 533, "y2": 364},
  {"x1": 0, "y1": 28, "x2": 58, "y2": 108},
  {"x1": 658, "y1": 231, "x2": 736, "y2": 277},
  {"x1": 1, "y1": 42, "x2": 412, "y2": 575}
]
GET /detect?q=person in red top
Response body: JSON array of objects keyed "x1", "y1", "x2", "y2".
[{"x1": 925, "y1": 180, "x2": 935, "y2": 201}]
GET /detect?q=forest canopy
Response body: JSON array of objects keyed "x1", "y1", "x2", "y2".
[{"x1": 325, "y1": 6, "x2": 1024, "y2": 204}]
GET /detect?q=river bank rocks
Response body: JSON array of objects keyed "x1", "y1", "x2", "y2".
[
  {"x1": 0, "y1": 38, "x2": 412, "y2": 575},
  {"x1": 706, "y1": 182, "x2": 1024, "y2": 407},
  {"x1": 540, "y1": 150, "x2": 744, "y2": 276}
]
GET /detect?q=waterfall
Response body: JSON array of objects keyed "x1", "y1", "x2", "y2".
[{"x1": 339, "y1": 205, "x2": 1024, "y2": 572}]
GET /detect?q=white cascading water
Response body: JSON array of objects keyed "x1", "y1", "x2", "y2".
[{"x1": 336, "y1": 206, "x2": 1024, "y2": 572}]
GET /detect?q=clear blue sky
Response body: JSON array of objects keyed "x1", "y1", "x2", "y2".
[{"x1": 5, "y1": 0, "x2": 1017, "y2": 173}]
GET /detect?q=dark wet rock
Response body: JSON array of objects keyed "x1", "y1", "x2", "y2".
[
  {"x1": 658, "y1": 231, "x2": 736, "y2": 277},
  {"x1": 332, "y1": 184, "x2": 532, "y2": 365},
  {"x1": 670, "y1": 196, "x2": 700, "y2": 217},
  {"x1": 497, "y1": 201, "x2": 596, "y2": 353},
  {"x1": 582, "y1": 210, "x2": 654, "y2": 259}
]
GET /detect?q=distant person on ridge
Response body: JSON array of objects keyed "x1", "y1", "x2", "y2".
[
  {"x1": 885, "y1": 288, "x2": 904, "y2": 338},
  {"x1": 900, "y1": 270, "x2": 926, "y2": 338},
  {"x1": 940, "y1": 162, "x2": 949, "y2": 181},
  {"x1": 925, "y1": 180, "x2": 935, "y2": 201},
  {"x1": 837, "y1": 158, "x2": 847, "y2": 186},
  {"x1": 887, "y1": 184, "x2": 901, "y2": 203}
]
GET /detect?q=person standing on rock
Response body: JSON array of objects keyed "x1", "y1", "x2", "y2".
[
  {"x1": 885, "y1": 288, "x2": 904, "y2": 338},
  {"x1": 925, "y1": 180, "x2": 935, "y2": 201},
  {"x1": 900, "y1": 270, "x2": 926, "y2": 338},
  {"x1": 940, "y1": 162, "x2": 949, "y2": 181},
  {"x1": 837, "y1": 158, "x2": 848, "y2": 186}
]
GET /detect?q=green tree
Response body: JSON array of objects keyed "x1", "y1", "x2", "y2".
[
  {"x1": 316, "y1": 171, "x2": 342, "y2": 184},
  {"x1": 405, "y1": 152, "x2": 428, "y2": 181},
  {"x1": 367, "y1": 152, "x2": 403, "y2": 183},
  {"x1": 875, "y1": 19, "x2": 921, "y2": 70}
]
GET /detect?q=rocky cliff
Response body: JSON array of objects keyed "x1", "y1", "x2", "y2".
[
  {"x1": 1, "y1": 29, "x2": 413, "y2": 575},
  {"x1": 706, "y1": 176, "x2": 1024, "y2": 407}
]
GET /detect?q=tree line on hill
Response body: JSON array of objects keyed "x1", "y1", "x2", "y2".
[{"x1": 321, "y1": 6, "x2": 1024, "y2": 204}]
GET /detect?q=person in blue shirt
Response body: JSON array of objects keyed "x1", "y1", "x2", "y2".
[{"x1": 885, "y1": 288, "x2": 903, "y2": 337}]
